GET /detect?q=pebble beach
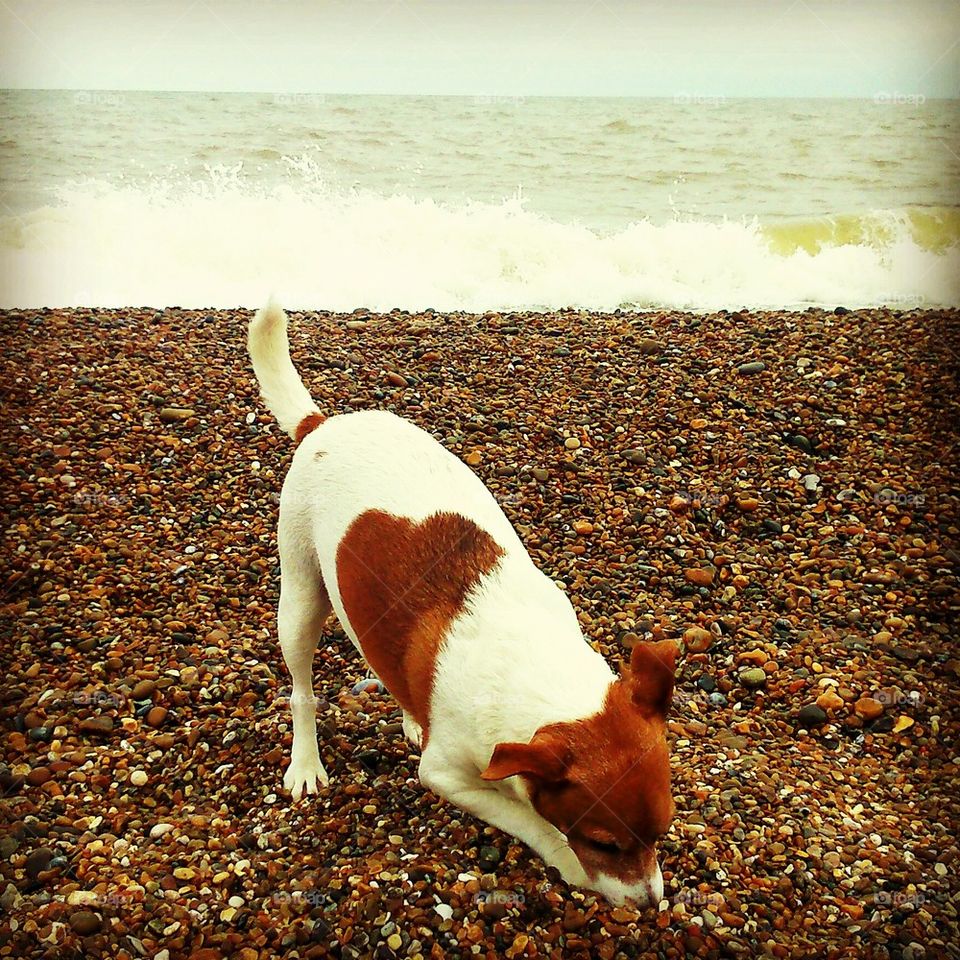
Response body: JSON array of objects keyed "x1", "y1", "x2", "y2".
[{"x1": 1, "y1": 305, "x2": 958, "y2": 959}]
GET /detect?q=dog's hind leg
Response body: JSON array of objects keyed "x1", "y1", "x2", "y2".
[{"x1": 278, "y1": 520, "x2": 332, "y2": 801}]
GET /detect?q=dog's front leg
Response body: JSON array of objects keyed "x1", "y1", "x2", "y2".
[
  {"x1": 277, "y1": 547, "x2": 332, "y2": 800},
  {"x1": 401, "y1": 711, "x2": 423, "y2": 749},
  {"x1": 421, "y1": 764, "x2": 589, "y2": 888}
]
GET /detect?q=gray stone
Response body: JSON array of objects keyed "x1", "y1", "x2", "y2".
[
  {"x1": 739, "y1": 667, "x2": 767, "y2": 688},
  {"x1": 798, "y1": 704, "x2": 828, "y2": 727}
]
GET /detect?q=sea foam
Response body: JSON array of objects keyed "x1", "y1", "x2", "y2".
[{"x1": 0, "y1": 175, "x2": 956, "y2": 311}]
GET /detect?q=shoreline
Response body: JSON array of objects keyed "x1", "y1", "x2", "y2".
[
  {"x1": 3, "y1": 300, "x2": 958, "y2": 315},
  {"x1": 2, "y1": 305, "x2": 958, "y2": 957}
]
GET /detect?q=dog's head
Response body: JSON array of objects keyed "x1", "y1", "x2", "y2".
[{"x1": 481, "y1": 639, "x2": 677, "y2": 906}]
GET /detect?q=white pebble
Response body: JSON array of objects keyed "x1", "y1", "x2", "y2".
[
  {"x1": 150, "y1": 823, "x2": 174, "y2": 838},
  {"x1": 67, "y1": 890, "x2": 99, "y2": 905},
  {"x1": 434, "y1": 903, "x2": 453, "y2": 921},
  {"x1": 130, "y1": 770, "x2": 148, "y2": 786}
]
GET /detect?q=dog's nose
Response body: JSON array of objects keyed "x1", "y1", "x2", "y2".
[
  {"x1": 617, "y1": 876, "x2": 664, "y2": 910},
  {"x1": 622, "y1": 864, "x2": 664, "y2": 908}
]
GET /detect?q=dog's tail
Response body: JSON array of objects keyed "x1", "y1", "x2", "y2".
[{"x1": 248, "y1": 300, "x2": 324, "y2": 443}]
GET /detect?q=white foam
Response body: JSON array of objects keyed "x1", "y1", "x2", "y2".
[{"x1": 1, "y1": 175, "x2": 957, "y2": 311}]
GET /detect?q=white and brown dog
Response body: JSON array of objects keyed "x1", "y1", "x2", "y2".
[{"x1": 248, "y1": 302, "x2": 677, "y2": 906}]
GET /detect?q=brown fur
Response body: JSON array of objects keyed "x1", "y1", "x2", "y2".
[
  {"x1": 294, "y1": 413, "x2": 326, "y2": 444},
  {"x1": 482, "y1": 640, "x2": 678, "y2": 883},
  {"x1": 335, "y1": 510, "x2": 504, "y2": 742}
]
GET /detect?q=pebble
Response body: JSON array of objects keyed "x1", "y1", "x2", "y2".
[
  {"x1": 78, "y1": 716, "x2": 114, "y2": 735},
  {"x1": 130, "y1": 770, "x2": 149, "y2": 786},
  {"x1": 1, "y1": 884, "x2": 20, "y2": 910},
  {"x1": 145, "y1": 706, "x2": 168, "y2": 727},
  {"x1": 854, "y1": 697, "x2": 885, "y2": 721},
  {"x1": 816, "y1": 690, "x2": 845, "y2": 711},
  {"x1": 69, "y1": 911, "x2": 102, "y2": 935},
  {"x1": 683, "y1": 626, "x2": 714, "y2": 653},
  {"x1": 25, "y1": 847, "x2": 54, "y2": 881},
  {"x1": 158, "y1": 407, "x2": 195, "y2": 422},
  {"x1": 798, "y1": 704, "x2": 828, "y2": 727},
  {"x1": 696, "y1": 674, "x2": 716, "y2": 693},
  {"x1": 685, "y1": 567, "x2": 715, "y2": 587},
  {"x1": 893, "y1": 715, "x2": 915, "y2": 734},
  {"x1": 478, "y1": 845, "x2": 502, "y2": 869},
  {"x1": 2, "y1": 304, "x2": 956, "y2": 960},
  {"x1": 131, "y1": 679, "x2": 156, "y2": 699},
  {"x1": 739, "y1": 668, "x2": 767, "y2": 688},
  {"x1": 737, "y1": 361, "x2": 766, "y2": 374},
  {"x1": 27, "y1": 766, "x2": 52, "y2": 786}
]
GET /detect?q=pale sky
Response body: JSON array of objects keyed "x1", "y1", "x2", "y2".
[{"x1": 1, "y1": 0, "x2": 958, "y2": 98}]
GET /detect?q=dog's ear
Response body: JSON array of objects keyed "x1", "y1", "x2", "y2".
[
  {"x1": 629, "y1": 639, "x2": 678, "y2": 717},
  {"x1": 480, "y1": 732, "x2": 570, "y2": 782}
]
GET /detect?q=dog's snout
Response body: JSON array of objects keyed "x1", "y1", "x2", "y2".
[
  {"x1": 645, "y1": 862, "x2": 664, "y2": 905},
  {"x1": 595, "y1": 861, "x2": 665, "y2": 909}
]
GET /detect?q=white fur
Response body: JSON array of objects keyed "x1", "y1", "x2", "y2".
[
  {"x1": 248, "y1": 299, "x2": 320, "y2": 437},
  {"x1": 589, "y1": 862, "x2": 664, "y2": 908},
  {"x1": 251, "y1": 303, "x2": 663, "y2": 905}
]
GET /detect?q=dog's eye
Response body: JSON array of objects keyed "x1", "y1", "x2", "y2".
[{"x1": 586, "y1": 837, "x2": 620, "y2": 855}]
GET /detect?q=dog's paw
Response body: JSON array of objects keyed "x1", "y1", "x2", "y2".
[
  {"x1": 401, "y1": 712, "x2": 423, "y2": 750},
  {"x1": 544, "y1": 844, "x2": 590, "y2": 889},
  {"x1": 283, "y1": 756, "x2": 329, "y2": 801}
]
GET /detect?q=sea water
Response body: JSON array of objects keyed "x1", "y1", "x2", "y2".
[{"x1": 0, "y1": 90, "x2": 957, "y2": 310}]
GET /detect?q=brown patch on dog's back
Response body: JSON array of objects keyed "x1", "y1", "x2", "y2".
[
  {"x1": 335, "y1": 510, "x2": 504, "y2": 740},
  {"x1": 294, "y1": 413, "x2": 325, "y2": 444}
]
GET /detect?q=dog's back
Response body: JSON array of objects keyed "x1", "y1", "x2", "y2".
[{"x1": 284, "y1": 409, "x2": 522, "y2": 562}]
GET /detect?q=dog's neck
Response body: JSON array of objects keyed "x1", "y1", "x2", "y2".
[{"x1": 433, "y1": 553, "x2": 618, "y2": 750}]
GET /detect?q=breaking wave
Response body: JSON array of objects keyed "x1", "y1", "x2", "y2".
[{"x1": 0, "y1": 173, "x2": 957, "y2": 311}]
